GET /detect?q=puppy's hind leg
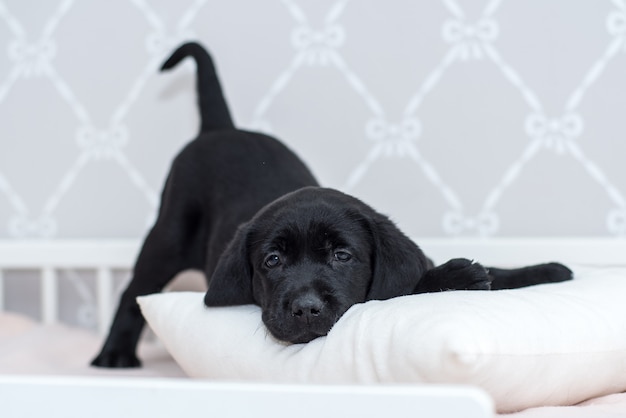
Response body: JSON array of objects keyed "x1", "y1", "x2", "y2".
[{"x1": 91, "y1": 174, "x2": 206, "y2": 368}]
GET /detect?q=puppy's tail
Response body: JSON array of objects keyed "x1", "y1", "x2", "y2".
[{"x1": 161, "y1": 42, "x2": 235, "y2": 133}]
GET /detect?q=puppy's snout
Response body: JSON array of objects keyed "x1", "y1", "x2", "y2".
[{"x1": 291, "y1": 293, "x2": 324, "y2": 323}]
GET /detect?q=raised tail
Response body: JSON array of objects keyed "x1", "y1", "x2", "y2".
[{"x1": 161, "y1": 42, "x2": 235, "y2": 132}]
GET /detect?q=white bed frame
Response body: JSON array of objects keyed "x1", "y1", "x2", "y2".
[
  {"x1": 0, "y1": 237, "x2": 621, "y2": 333},
  {"x1": 0, "y1": 377, "x2": 492, "y2": 418},
  {"x1": 1, "y1": 237, "x2": 625, "y2": 417}
]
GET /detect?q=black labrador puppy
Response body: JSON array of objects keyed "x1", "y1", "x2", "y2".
[{"x1": 92, "y1": 42, "x2": 572, "y2": 368}]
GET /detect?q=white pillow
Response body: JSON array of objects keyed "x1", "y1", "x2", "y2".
[{"x1": 138, "y1": 266, "x2": 626, "y2": 413}]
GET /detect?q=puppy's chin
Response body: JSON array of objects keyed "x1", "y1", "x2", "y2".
[
  {"x1": 262, "y1": 314, "x2": 336, "y2": 345},
  {"x1": 268, "y1": 328, "x2": 328, "y2": 344},
  {"x1": 284, "y1": 330, "x2": 326, "y2": 345}
]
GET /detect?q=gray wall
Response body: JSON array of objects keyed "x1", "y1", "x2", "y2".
[{"x1": 1, "y1": 0, "x2": 626, "y2": 240}]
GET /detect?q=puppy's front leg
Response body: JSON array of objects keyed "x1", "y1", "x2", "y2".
[
  {"x1": 415, "y1": 258, "x2": 492, "y2": 293},
  {"x1": 488, "y1": 263, "x2": 572, "y2": 290}
]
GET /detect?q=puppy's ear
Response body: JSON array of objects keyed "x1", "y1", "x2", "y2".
[
  {"x1": 204, "y1": 224, "x2": 255, "y2": 306},
  {"x1": 366, "y1": 214, "x2": 430, "y2": 300}
]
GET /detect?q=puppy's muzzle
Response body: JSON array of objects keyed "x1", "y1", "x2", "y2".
[
  {"x1": 263, "y1": 287, "x2": 339, "y2": 344},
  {"x1": 290, "y1": 292, "x2": 325, "y2": 324}
]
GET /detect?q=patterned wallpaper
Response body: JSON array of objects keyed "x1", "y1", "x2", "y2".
[{"x1": 1, "y1": 0, "x2": 626, "y2": 240}]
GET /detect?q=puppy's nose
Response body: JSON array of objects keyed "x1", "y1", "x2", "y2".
[{"x1": 291, "y1": 294, "x2": 324, "y2": 323}]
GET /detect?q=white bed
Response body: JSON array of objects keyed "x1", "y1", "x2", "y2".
[{"x1": 1, "y1": 238, "x2": 626, "y2": 418}]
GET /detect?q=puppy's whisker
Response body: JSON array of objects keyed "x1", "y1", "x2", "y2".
[{"x1": 252, "y1": 319, "x2": 267, "y2": 337}]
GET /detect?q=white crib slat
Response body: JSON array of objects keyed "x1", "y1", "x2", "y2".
[
  {"x1": 41, "y1": 267, "x2": 58, "y2": 324},
  {"x1": 96, "y1": 267, "x2": 113, "y2": 335},
  {"x1": 0, "y1": 269, "x2": 4, "y2": 311}
]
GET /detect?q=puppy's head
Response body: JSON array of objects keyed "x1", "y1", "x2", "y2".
[{"x1": 205, "y1": 187, "x2": 429, "y2": 344}]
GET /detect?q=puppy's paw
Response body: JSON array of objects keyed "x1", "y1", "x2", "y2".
[
  {"x1": 441, "y1": 258, "x2": 492, "y2": 290},
  {"x1": 419, "y1": 258, "x2": 491, "y2": 293},
  {"x1": 535, "y1": 262, "x2": 573, "y2": 284},
  {"x1": 91, "y1": 351, "x2": 142, "y2": 368}
]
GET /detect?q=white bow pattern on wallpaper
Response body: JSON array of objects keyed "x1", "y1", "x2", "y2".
[{"x1": 1, "y1": 0, "x2": 626, "y2": 239}]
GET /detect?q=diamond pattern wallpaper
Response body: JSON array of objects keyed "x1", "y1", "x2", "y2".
[{"x1": 2, "y1": 0, "x2": 626, "y2": 241}]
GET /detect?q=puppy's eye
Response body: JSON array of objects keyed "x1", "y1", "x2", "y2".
[
  {"x1": 334, "y1": 251, "x2": 352, "y2": 262},
  {"x1": 265, "y1": 254, "x2": 281, "y2": 268}
]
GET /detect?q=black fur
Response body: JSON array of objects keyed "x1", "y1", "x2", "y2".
[{"x1": 92, "y1": 42, "x2": 572, "y2": 368}]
